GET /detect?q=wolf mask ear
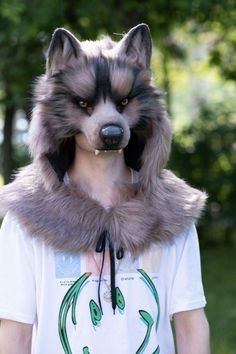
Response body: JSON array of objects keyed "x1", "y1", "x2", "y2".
[
  {"x1": 117, "y1": 24, "x2": 152, "y2": 69},
  {"x1": 46, "y1": 28, "x2": 81, "y2": 75}
]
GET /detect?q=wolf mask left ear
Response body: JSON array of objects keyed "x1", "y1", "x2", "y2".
[
  {"x1": 115, "y1": 23, "x2": 152, "y2": 69},
  {"x1": 46, "y1": 28, "x2": 82, "y2": 76}
]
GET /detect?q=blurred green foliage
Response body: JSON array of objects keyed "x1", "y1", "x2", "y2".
[{"x1": 170, "y1": 99, "x2": 236, "y2": 246}]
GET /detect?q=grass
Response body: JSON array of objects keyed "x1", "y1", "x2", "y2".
[{"x1": 201, "y1": 246, "x2": 236, "y2": 354}]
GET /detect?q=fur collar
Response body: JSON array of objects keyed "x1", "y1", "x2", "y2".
[{"x1": 0, "y1": 162, "x2": 206, "y2": 255}]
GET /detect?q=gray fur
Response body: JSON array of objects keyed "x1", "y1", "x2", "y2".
[
  {"x1": 0, "y1": 164, "x2": 206, "y2": 255},
  {"x1": 0, "y1": 24, "x2": 207, "y2": 254}
]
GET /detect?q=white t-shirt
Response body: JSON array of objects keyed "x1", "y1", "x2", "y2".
[{"x1": 0, "y1": 213, "x2": 206, "y2": 354}]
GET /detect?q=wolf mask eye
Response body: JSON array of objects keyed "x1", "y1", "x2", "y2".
[
  {"x1": 79, "y1": 100, "x2": 88, "y2": 108},
  {"x1": 120, "y1": 98, "x2": 129, "y2": 106},
  {"x1": 72, "y1": 97, "x2": 93, "y2": 115},
  {"x1": 117, "y1": 97, "x2": 129, "y2": 113}
]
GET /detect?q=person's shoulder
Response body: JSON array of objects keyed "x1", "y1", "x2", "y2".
[
  {"x1": 1, "y1": 211, "x2": 23, "y2": 229},
  {"x1": 169, "y1": 223, "x2": 198, "y2": 251},
  {"x1": 179, "y1": 223, "x2": 197, "y2": 240},
  {"x1": 0, "y1": 211, "x2": 30, "y2": 244}
]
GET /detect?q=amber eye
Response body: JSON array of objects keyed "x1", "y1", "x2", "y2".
[
  {"x1": 120, "y1": 98, "x2": 129, "y2": 106},
  {"x1": 79, "y1": 100, "x2": 88, "y2": 108}
]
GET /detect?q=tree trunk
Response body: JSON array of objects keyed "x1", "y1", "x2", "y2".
[
  {"x1": 2, "y1": 104, "x2": 15, "y2": 184},
  {"x1": 162, "y1": 51, "x2": 171, "y2": 116},
  {"x1": 224, "y1": 225, "x2": 234, "y2": 247}
]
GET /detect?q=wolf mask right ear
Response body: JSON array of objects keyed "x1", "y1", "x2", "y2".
[
  {"x1": 46, "y1": 28, "x2": 81, "y2": 76},
  {"x1": 116, "y1": 24, "x2": 152, "y2": 69}
]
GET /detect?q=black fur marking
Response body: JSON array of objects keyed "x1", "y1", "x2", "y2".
[
  {"x1": 46, "y1": 137, "x2": 75, "y2": 181},
  {"x1": 66, "y1": 34, "x2": 78, "y2": 59},
  {"x1": 133, "y1": 115, "x2": 150, "y2": 131},
  {"x1": 124, "y1": 131, "x2": 146, "y2": 171},
  {"x1": 129, "y1": 80, "x2": 154, "y2": 101},
  {"x1": 94, "y1": 57, "x2": 111, "y2": 102}
]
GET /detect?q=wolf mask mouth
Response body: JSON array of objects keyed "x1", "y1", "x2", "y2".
[{"x1": 0, "y1": 24, "x2": 207, "y2": 254}]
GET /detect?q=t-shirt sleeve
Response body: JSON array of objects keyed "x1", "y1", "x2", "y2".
[
  {"x1": 169, "y1": 224, "x2": 206, "y2": 317},
  {"x1": 0, "y1": 213, "x2": 36, "y2": 324}
]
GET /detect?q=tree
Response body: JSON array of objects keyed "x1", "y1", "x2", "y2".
[{"x1": 170, "y1": 99, "x2": 236, "y2": 246}]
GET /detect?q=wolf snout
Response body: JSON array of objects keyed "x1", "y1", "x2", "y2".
[{"x1": 100, "y1": 124, "x2": 124, "y2": 149}]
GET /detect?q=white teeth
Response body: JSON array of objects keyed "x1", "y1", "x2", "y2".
[{"x1": 95, "y1": 149, "x2": 122, "y2": 154}]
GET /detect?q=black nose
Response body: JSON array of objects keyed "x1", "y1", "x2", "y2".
[{"x1": 100, "y1": 124, "x2": 124, "y2": 149}]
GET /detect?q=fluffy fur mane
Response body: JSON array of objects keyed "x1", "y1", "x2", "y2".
[{"x1": 0, "y1": 24, "x2": 207, "y2": 254}]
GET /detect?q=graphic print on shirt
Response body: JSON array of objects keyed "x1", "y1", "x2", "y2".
[
  {"x1": 58, "y1": 270, "x2": 160, "y2": 354},
  {"x1": 56, "y1": 248, "x2": 162, "y2": 354},
  {"x1": 115, "y1": 287, "x2": 125, "y2": 311},
  {"x1": 136, "y1": 269, "x2": 161, "y2": 354},
  {"x1": 88, "y1": 286, "x2": 125, "y2": 328},
  {"x1": 89, "y1": 300, "x2": 102, "y2": 326},
  {"x1": 136, "y1": 310, "x2": 154, "y2": 354},
  {"x1": 55, "y1": 251, "x2": 81, "y2": 278},
  {"x1": 58, "y1": 272, "x2": 92, "y2": 354}
]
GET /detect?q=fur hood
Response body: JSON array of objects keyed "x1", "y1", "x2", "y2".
[{"x1": 0, "y1": 24, "x2": 207, "y2": 254}]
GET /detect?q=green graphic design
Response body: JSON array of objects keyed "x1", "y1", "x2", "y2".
[
  {"x1": 136, "y1": 310, "x2": 154, "y2": 354},
  {"x1": 137, "y1": 269, "x2": 160, "y2": 332},
  {"x1": 58, "y1": 272, "x2": 92, "y2": 354},
  {"x1": 153, "y1": 346, "x2": 160, "y2": 354},
  {"x1": 116, "y1": 287, "x2": 125, "y2": 310},
  {"x1": 58, "y1": 268, "x2": 161, "y2": 354},
  {"x1": 89, "y1": 300, "x2": 102, "y2": 326}
]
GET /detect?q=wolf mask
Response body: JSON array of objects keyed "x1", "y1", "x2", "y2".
[{"x1": 0, "y1": 24, "x2": 207, "y2": 254}]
